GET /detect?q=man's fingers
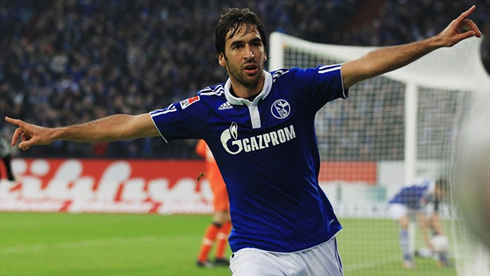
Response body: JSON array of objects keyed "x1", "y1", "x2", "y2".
[
  {"x1": 455, "y1": 19, "x2": 482, "y2": 41},
  {"x1": 448, "y1": 6, "x2": 481, "y2": 43},
  {"x1": 459, "y1": 5, "x2": 476, "y2": 20},
  {"x1": 12, "y1": 128, "x2": 33, "y2": 150},
  {"x1": 12, "y1": 127, "x2": 24, "y2": 146},
  {"x1": 454, "y1": 6, "x2": 477, "y2": 30},
  {"x1": 19, "y1": 133, "x2": 33, "y2": 151},
  {"x1": 5, "y1": 116, "x2": 25, "y2": 128},
  {"x1": 462, "y1": 19, "x2": 482, "y2": 37},
  {"x1": 19, "y1": 143, "x2": 30, "y2": 151},
  {"x1": 6, "y1": 117, "x2": 34, "y2": 150},
  {"x1": 21, "y1": 132, "x2": 32, "y2": 142}
]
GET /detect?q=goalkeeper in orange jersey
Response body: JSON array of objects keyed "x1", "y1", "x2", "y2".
[{"x1": 195, "y1": 139, "x2": 232, "y2": 268}]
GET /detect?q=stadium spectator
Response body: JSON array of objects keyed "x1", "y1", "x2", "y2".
[
  {"x1": 5, "y1": 5, "x2": 481, "y2": 275},
  {"x1": 195, "y1": 139, "x2": 232, "y2": 268},
  {"x1": 0, "y1": 135, "x2": 15, "y2": 181},
  {"x1": 0, "y1": 0, "x2": 488, "y2": 159},
  {"x1": 388, "y1": 178, "x2": 451, "y2": 268}
]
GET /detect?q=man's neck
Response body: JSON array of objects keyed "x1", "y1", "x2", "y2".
[
  {"x1": 230, "y1": 87, "x2": 259, "y2": 101},
  {"x1": 229, "y1": 78, "x2": 264, "y2": 99}
]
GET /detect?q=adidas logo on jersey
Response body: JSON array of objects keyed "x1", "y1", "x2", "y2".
[{"x1": 218, "y1": 102, "x2": 233, "y2": 110}]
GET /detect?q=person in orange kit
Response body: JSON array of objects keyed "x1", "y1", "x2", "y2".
[{"x1": 195, "y1": 139, "x2": 232, "y2": 268}]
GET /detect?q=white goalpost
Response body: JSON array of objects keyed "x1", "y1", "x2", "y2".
[
  {"x1": 269, "y1": 32, "x2": 489, "y2": 275},
  {"x1": 270, "y1": 32, "x2": 487, "y2": 184}
]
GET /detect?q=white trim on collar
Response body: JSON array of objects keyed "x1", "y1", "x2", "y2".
[{"x1": 224, "y1": 71, "x2": 272, "y2": 107}]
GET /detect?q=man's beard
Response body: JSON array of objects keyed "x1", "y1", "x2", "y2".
[{"x1": 227, "y1": 64, "x2": 263, "y2": 90}]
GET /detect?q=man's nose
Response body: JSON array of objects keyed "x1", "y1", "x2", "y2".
[{"x1": 244, "y1": 45, "x2": 255, "y2": 59}]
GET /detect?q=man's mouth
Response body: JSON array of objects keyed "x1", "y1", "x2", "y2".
[{"x1": 243, "y1": 64, "x2": 259, "y2": 75}]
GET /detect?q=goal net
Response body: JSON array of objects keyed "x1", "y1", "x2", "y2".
[{"x1": 269, "y1": 32, "x2": 489, "y2": 275}]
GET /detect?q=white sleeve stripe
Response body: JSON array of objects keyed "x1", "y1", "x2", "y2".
[
  {"x1": 319, "y1": 64, "x2": 340, "y2": 70},
  {"x1": 150, "y1": 109, "x2": 175, "y2": 117},
  {"x1": 200, "y1": 87, "x2": 224, "y2": 96},
  {"x1": 319, "y1": 66, "x2": 341, "y2": 74},
  {"x1": 199, "y1": 84, "x2": 225, "y2": 96},
  {"x1": 150, "y1": 105, "x2": 176, "y2": 117}
]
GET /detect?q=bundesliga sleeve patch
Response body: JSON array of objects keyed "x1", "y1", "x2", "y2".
[{"x1": 180, "y1": 95, "x2": 200, "y2": 109}]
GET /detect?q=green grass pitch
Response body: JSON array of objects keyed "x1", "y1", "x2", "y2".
[{"x1": 0, "y1": 212, "x2": 457, "y2": 276}]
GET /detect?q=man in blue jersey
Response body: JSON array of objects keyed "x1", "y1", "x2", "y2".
[
  {"x1": 389, "y1": 178, "x2": 450, "y2": 269},
  {"x1": 5, "y1": 6, "x2": 481, "y2": 275}
]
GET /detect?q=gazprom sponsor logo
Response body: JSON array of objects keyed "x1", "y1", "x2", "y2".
[{"x1": 220, "y1": 123, "x2": 296, "y2": 155}]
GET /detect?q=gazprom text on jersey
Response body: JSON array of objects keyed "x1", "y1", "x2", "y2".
[{"x1": 222, "y1": 125, "x2": 296, "y2": 154}]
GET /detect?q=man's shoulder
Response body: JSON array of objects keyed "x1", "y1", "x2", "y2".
[
  {"x1": 271, "y1": 68, "x2": 290, "y2": 80},
  {"x1": 270, "y1": 66, "x2": 325, "y2": 83},
  {"x1": 271, "y1": 68, "x2": 306, "y2": 83},
  {"x1": 178, "y1": 83, "x2": 227, "y2": 112},
  {"x1": 197, "y1": 83, "x2": 226, "y2": 99}
]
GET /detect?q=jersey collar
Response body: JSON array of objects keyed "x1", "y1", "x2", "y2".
[{"x1": 224, "y1": 70, "x2": 272, "y2": 107}]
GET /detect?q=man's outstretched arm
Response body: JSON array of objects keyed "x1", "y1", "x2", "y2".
[
  {"x1": 5, "y1": 114, "x2": 159, "y2": 151},
  {"x1": 342, "y1": 5, "x2": 481, "y2": 89}
]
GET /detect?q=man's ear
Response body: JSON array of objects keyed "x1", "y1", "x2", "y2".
[
  {"x1": 264, "y1": 52, "x2": 268, "y2": 62},
  {"x1": 218, "y1": 53, "x2": 226, "y2": 67}
]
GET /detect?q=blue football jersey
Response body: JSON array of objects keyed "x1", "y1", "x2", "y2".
[
  {"x1": 389, "y1": 179, "x2": 435, "y2": 210},
  {"x1": 150, "y1": 64, "x2": 347, "y2": 252}
]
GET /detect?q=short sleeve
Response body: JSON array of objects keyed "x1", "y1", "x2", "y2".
[{"x1": 150, "y1": 96, "x2": 206, "y2": 142}]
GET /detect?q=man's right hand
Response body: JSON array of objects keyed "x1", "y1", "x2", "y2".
[{"x1": 5, "y1": 117, "x2": 53, "y2": 151}]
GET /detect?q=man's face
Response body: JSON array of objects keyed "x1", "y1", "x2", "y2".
[{"x1": 218, "y1": 24, "x2": 267, "y2": 94}]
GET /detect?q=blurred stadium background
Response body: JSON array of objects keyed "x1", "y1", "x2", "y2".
[{"x1": 1, "y1": 0, "x2": 489, "y2": 275}]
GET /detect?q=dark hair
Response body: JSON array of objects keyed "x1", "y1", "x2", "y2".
[
  {"x1": 215, "y1": 8, "x2": 267, "y2": 57},
  {"x1": 435, "y1": 178, "x2": 449, "y2": 191}
]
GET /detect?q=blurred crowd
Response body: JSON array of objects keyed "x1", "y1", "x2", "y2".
[{"x1": 0, "y1": 0, "x2": 488, "y2": 160}]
